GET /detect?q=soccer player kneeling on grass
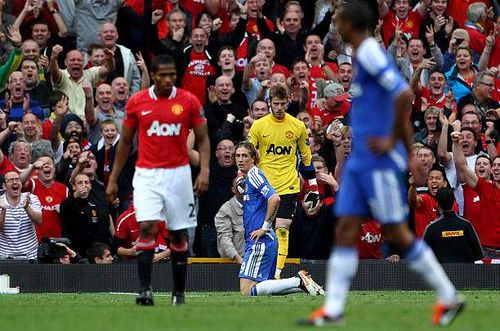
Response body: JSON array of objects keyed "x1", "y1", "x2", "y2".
[{"x1": 234, "y1": 142, "x2": 324, "y2": 296}]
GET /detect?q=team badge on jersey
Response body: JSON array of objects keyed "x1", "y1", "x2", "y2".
[
  {"x1": 285, "y1": 131, "x2": 294, "y2": 139},
  {"x1": 45, "y1": 196, "x2": 53, "y2": 203},
  {"x1": 172, "y1": 104, "x2": 184, "y2": 115}
]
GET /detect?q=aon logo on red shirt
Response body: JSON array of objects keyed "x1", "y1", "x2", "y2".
[{"x1": 147, "y1": 121, "x2": 182, "y2": 136}]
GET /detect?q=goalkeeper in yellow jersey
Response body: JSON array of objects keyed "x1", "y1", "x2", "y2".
[{"x1": 248, "y1": 85, "x2": 320, "y2": 279}]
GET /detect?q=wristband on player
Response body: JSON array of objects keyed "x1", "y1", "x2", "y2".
[{"x1": 261, "y1": 221, "x2": 272, "y2": 231}]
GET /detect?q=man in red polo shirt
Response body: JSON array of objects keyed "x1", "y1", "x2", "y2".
[{"x1": 453, "y1": 132, "x2": 500, "y2": 258}]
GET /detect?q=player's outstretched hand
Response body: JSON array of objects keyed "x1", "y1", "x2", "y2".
[
  {"x1": 250, "y1": 228, "x2": 267, "y2": 241},
  {"x1": 367, "y1": 136, "x2": 395, "y2": 155},
  {"x1": 193, "y1": 169, "x2": 209, "y2": 196}
]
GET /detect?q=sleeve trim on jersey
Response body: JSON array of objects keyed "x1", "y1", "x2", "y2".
[
  {"x1": 115, "y1": 210, "x2": 136, "y2": 234},
  {"x1": 357, "y1": 38, "x2": 408, "y2": 95},
  {"x1": 247, "y1": 167, "x2": 264, "y2": 190}
]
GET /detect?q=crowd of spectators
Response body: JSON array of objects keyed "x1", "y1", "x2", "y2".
[{"x1": 0, "y1": 0, "x2": 497, "y2": 264}]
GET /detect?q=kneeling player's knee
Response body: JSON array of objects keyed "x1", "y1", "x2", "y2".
[
  {"x1": 276, "y1": 227, "x2": 289, "y2": 238},
  {"x1": 240, "y1": 288, "x2": 251, "y2": 296}
]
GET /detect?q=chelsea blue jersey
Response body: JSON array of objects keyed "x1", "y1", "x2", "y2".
[
  {"x1": 348, "y1": 37, "x2": 410, "y2": 170},
  {"x1": 242, "y1": 166, "x2": 277, "y2": 243}
]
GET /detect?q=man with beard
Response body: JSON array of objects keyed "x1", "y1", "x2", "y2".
[
  {"x1": 337, "y1": 62, "x2": 353, "y2": 97},
  {"x1": 50, "y1": 44, "x2": 114, "y2": 119},
  {"x1": 197, "y1": 139, "x2": 237, "y2": 257},
  {"x1": 25, "y1": 155, "x2": 68, "y2": 241},
  {"x1": 49, "y1": 97, "x2": 90, "y2": 163},
  {"x1": 86, "y1": 83, "x2": 125, "y2": 145},
  {"x1": 0, "y1": 170, "x2": 42, "y2": 260}
]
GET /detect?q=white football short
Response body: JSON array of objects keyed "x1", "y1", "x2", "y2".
[{"x1": 132, "y1": 165, "x2": 197, "y2": 231}]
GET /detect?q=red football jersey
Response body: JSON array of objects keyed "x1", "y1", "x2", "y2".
[
  {"x1": 181, "y1": 50, "x2": 216, "y2": 105},
  {"x1": 27, "y1": 178, "x2": 68, "y2": 241},
  {"x1": 358, "y1": 219, "x2": 383, "y2": 259},
  {"x1": 309, "y1": 63, "x2": 338, "y2": 80},
  {"x1": 114, "y1": 204, "x2": 169, "y2": 259},
  {"x1": 382, "y1": 10, "x2": 423, "y2": 47},
  {"x1": 310, "y1": 101, "x2": 350, "y2": 127},
  {"x1": 180, "y1": 0, "x2": 206, "y2": 28},
  {"x1": 124, "y1": 86, "x2": 206, "y2": 169},
  {"x1": 415, "y1": 193, "x2": 459, "y2": 238},
  {"x1": 473, "y1": 179, "x2": 500, "y2": 247},
  {"x1": 462, "y1": 184, "x2": 481, "y2": 240}
]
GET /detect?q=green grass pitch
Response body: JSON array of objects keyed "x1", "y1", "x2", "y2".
[{"x1": 1, "y1": 291, "x2": 498, "y2": 331}]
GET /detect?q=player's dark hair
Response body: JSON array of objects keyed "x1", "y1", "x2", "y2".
[
  {"x1": 269, "y1": 85, "x2": 288, "y2": 101},
  {"x1": 87, "y1": 242, "x2": 111, "y2": 264},
  {"x1": 151, "y1": 55, "x2": 176, "y2": 73},
  {"x1": 336, "y1": 1, "x2": 373, "y2": 32},
  {"x1": 436, "y1": 187, "x2": 455, "y2": 211},
  {"x1": 233, "y1": 141, "x2": 259, "y2": 164}
]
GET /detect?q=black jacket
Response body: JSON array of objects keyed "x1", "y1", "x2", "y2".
[
  {"x1": 423, "y1": 211, "x2": 483, "y2": 263},
  {"x1": 60, "y1": 194, "x2": 112, "y2": 258}
]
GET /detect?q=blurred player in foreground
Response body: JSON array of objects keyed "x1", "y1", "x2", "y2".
[
  {"x1": 301, "y1": 1, "x2": 464, "y2": 327},
  {"x1": 234, "y1": 142, "x2": 324, "y2": 297},
  {"x1": 107, "y1": 55, "x2": 210, "y2": 306}
]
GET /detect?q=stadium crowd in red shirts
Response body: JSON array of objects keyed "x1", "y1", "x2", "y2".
[{"x1": 0, "y1": 0, "x2": 497, "y2": 263}]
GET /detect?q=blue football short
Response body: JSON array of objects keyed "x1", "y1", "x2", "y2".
[
  {"x1": 239, "y1": 239, "x2": 278, "y2": 282},
  {"x1": 334, "y1": 164, "x2": 409, "y2": 224}
]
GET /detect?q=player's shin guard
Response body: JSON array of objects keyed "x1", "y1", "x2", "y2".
[
  {"x1": 404, "y1": 239, "x2": 457, "y2": 305},
  {"x1": 170, "y1": 239, "x2": 189, "y2": 297},
  {"x1": 275, "y1": 227, "x2": 289, "y2": 279},
  {"x1": 137, "y1": 249, "x2": 154, "y2": 290}
]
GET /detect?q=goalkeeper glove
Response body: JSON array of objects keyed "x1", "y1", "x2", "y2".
[{"x1": 303, "y1": 186, "x2": 320, "y2": 212}]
